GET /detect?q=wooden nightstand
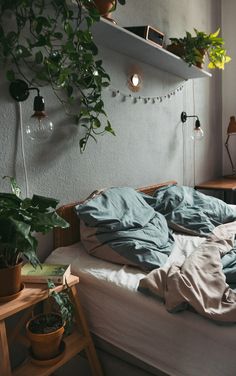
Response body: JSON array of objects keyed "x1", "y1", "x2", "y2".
[
  {"x1": 0, "y1": 275, "x2": 103, "y2": 376},
  {"x1": 195, "y1": 178, "x2": 236, "y2": 203}
]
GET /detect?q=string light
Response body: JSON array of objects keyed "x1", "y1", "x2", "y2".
[{"x1": 106, "y1": 82, "x2": 186, "y2": 104}]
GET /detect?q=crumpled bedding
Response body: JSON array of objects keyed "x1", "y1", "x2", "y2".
[
  {"x1": 138, "y1": 221, "x2": 236, "y2": 322},
  {"x1": 76, "y1": 183, "x2": 236, "y2": 322},
  {"x1": 142, "y1": 184, "x2": 236, "y2": 235},
  {"x1": 75, "y1": 187, "x2": 174, "y2": 271}
]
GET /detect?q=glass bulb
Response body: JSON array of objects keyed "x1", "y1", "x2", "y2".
[
  {"x1": 26, "y1": 112, "x2": 53, "y2": 143},
  {"x1": 131, "y1": 74, "x2": 140, "y2": 87},
  {"x1": 193, "y1": 126, "x2": 204, "y2": 140}
]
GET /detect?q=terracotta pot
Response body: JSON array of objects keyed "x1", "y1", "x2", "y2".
[
  {"x1": 26, "y1": 313, "x2": 64, "y2": 360},
  {"x1": 93, "y1": 0, "x2": 116, "y2": 17},
  {"x1": 0, "y1": 261, "x2": 22, "y2": 297}
]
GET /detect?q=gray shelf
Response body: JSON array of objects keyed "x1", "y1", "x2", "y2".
[{"x1": 92, "y1": 18, "x2": 212, "y2": 80}]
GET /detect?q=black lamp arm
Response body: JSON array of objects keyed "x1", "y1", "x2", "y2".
[
  {"x1": 28, "y1": 86, "x2": 40, "y2": 97},
  {"x1": 181, "y1": 111, "x2": 199, "y2": 123}
]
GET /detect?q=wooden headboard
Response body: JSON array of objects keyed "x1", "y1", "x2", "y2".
[{"x1": 53, "y1": 180, "x2": 177, "y2": 249}]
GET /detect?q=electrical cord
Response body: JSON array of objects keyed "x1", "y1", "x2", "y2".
[
  {"x1": 18, "y1": 102, "x2": 29, "y2": 197},
  {"x1": 182, "y1": 81, "x2": 187, "y2": 185}
]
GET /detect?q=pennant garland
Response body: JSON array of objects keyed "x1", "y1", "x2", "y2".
[{"x1": 106, "y1": 82, "x2": 186, "y2": 104}]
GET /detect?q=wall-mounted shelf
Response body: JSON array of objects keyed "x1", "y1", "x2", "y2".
[{"x1": 92, "y1": 18, "x2": 212, "y2": 80}]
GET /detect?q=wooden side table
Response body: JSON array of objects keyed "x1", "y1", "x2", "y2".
[
  {"x1": 195, "y1": 178, "x2": 236, "y2": 203},
  {"x1": 0, "y1": 275, "x2": 104, "y2": 376}
]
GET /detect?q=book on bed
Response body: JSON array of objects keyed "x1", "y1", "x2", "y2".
[{"x1": 21, "y1": 263, "x2": 71, "y2": 284}]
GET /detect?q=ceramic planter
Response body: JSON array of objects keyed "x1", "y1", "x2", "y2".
[
  {"x1": 94, "y1": 0, "x2": 116, "y2": 18},
  {"x1": 0, "y1": 261, "x2": 23, "y2": 299},
  {"x1": 26, "y1": 313, "x2": 64, "y2": 360}
]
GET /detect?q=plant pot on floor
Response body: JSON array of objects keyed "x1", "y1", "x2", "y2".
[
  {"x1": 26, "y1": 313, "x2": 64, "y2": 360},
  {"x1": 0, "y1": 261, "x2": 23, "y2": 300}
]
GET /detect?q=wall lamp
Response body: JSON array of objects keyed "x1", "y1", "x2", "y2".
[
  {"x1": 181, "y1": 111, "x2": 204, "y2": 140},
  {"x1": 224, "y1": 116, "x2": 236, "y2": 178},
  {"x1": 127, "y1": 73, "x2": 142, "y2": 92},
  {"x1": 9, "y1": 79, "x2": 53, "y2": 142}
]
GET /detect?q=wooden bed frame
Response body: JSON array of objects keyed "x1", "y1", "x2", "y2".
[{"x1": 53, "y1": 181, "x2": 177, "y2": 249}]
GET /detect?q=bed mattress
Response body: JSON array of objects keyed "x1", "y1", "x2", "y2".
[{"x1": 46, "y1": 234, "x2": 236, "y2": 376}]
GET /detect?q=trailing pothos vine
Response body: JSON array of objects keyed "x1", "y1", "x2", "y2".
[{"x1": 0, "y1": 0, "x2": 124, "y2": 151}]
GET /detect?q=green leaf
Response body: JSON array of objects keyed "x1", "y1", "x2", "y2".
[
  {"x1": 94, "y1": 100, "x2": 104, "y2": 112},
  {"x1": 31, "y1": 195, "x2": 59, "y2": 210},
  {"x1": 211, "y1": 28, "x2": 220, "y2": 38},
  {"x1": 92, "y1": 118, "x2": 101, "y2": 128},
  {"x1": 64, "y1": 21, "x2": 73, "y2": 37},
  {"x1": 35, "y1": 51, "x2": 44, "y2": 64},
  {"x1": 102, "y1": 81, "x2": 110, "y2": 87},
  {"x1": 105, "y1": 121, "x2": 116, "y2": 136},
  {"x1": 6, "y1": 70, "x2": 15, "y2": 81},
  {"x1": 30, "y1": 212, "x2": 69, "y2": 233},
  {"x1": 3, "y1": 176, "x2": 21, "y2": 198}
]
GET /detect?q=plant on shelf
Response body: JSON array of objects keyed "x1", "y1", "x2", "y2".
[
  {"x1": 0, "y1": 176, "x2": 69, "y2": 299},
  {"x1": 167, "y1": 28, "x2": 231, "y2": 69},
  {"x1": 26, "y1": 280, "x2": 74, "y2": 361},
  {"x1": 0, "y1": 0, "x2": 125, "y2": 152}
]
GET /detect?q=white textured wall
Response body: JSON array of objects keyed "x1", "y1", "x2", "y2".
[
  {"x1": 222, "y1": 0, "x2": 236, "y2": 175},
  {"x1": 0, "y1": 0, "x2": 222, "y2": 259}
]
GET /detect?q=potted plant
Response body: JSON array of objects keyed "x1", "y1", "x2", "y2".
[
  {"x1": 26, "y1": 281, "x2": 74, "y2": 361},
  {"x1": 0, "y1": 177, "x2": 69, "y2": 300},
  {"x1": 0, "y1": 0, "x2": 126, "y2": 151},
  {"x1": 167, "y1": 28, "x2": 231, "y2": 69}
]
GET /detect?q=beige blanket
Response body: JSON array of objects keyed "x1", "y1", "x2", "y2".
[{"x1": 139, "y1": 222, "x2": 236, "y2": 322}]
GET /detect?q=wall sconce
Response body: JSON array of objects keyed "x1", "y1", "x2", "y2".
[
  {"x1": 181, "y1": 111, "x2": 204, "y2": 140},
  {"x1": 127, "y1": 73, "x2": 142, "y2": 92},
  {"x1": 225, "y1": 115, "x2": 236, "y2": 178},
  {"x1": 9, "y1": 79, "x2": 53, "y2": 142}
]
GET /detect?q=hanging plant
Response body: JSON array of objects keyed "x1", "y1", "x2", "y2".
[{"x1": 0, "y1": 0, "x2": 126, "y2": 151}]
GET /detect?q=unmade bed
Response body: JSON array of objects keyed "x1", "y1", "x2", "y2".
[{"x1": 48, "y1": 181, "x2": 236, "y2": 376}]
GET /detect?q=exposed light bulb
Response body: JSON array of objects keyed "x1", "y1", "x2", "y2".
[
  {"x1": 25, "y1": 95, "x2": 53, "y2": 143},
  {"x1": 131, "y1": 74, "x2": 140, "y2": 87},
  {"x1": 193, "y1": 119, "x2": 204, "y2": 140},
  {"x1": 26, "y1": 112, "x2": 53, "y2": 143},
  {"x1": 128, "y1": 73, "x2": 142, "y2": 92},
  {"x1": 193, "y1": 126, "x2": 204, "y2": 140}
]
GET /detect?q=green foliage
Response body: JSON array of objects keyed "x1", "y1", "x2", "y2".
[
  {"x1": 0, "y1": 0, "x2": 123, "y2": 151},
  {"x1": 169, "y1": 28, "x2": 231, "y2": 69},
  {"x1": 48, "y1": 280, "x2": 74, "y2": 335},
  {"x1": 0, "y1": 177, "x2": 69, "y2": 268}
]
